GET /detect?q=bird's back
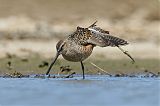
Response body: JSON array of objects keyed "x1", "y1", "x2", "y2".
[{"x1": 67, "y1": 23, "x2": 128, "y2": 47}]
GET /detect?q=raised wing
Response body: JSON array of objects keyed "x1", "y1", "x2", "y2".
[
  {"x1": 67, "y1": 22, "x2": 134, "y2": 63},
  {"x1": 86, "y1": 22, "x2": 128, "y2": 47},
  {"x1": 68, "y1": 22, "x2": 128, "y2": 47},
  {"x1": 87, "y1": 23, "x2": 134, "y2": 63},
  {"x1": 88, "y1": 30, "x2": 128, "y2": 47}
]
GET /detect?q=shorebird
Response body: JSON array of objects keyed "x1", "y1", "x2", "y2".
[{"x1": 46, "y1": 21, "x2": 135, "y2": 79}]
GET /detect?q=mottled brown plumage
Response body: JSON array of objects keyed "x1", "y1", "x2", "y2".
[{"x1": 46, "y1": 21, "x2": 134, "y2": 79}]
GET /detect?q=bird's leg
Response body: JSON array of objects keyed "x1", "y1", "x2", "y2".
[
  {"x1": 116, "y1": 45, "x2": 135, "y2": 64},
  {"x1": 80, "y1": 61, "x2": 85, "y2": 79}
]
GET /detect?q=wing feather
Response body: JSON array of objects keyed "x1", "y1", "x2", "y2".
[
  {"x1": 87, "y1": 27, "x2": 128, "y2": 47},
  {"x1": 71, "y1": 22, "x2": 128, "y2": 47}
]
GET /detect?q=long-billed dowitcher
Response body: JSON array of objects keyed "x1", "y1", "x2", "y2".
[{"x1": 46, "y1": 21, "x2": 134, "y2": 79}]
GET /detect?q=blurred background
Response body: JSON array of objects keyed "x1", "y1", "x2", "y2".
[{"x1": 0, "y1": 0, "x2": 159, "y2": 58}]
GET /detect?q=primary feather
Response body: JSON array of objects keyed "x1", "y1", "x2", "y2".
[{"x1": 87, "y1": 22, "x2": 128, "y2": 47}]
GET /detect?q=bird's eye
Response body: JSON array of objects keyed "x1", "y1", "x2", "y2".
[{"x1": 58, "y1": 43, "x2": 65, "y2": 52}]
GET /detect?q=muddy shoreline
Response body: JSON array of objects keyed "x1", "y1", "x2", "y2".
[{"x1": 0, "y1": 53, "x2": 159, "y2": 76}]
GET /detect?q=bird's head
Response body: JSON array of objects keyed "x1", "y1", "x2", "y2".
[
  {"x1": 46, "y1": 40, "x2": 66, "y2": 75},
  {"x1": 56, "y1": 40, "x2": 66, "y2": 54}
]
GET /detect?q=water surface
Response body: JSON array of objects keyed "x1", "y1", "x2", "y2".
[{"x1": 0, "y1": 76, "x2": 159, "y2": 106}]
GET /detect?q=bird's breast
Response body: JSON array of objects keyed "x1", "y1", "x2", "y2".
[{"x1": 62, "y1": 44, "x2": 94, "y2": 62}]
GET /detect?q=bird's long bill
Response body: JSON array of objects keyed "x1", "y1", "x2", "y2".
[{"x1": 46, "y1": 52, "x2": 60, "y2": 75}]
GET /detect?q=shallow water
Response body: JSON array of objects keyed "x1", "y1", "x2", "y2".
[{"x1": 0, "y1": 76, "x2": 159, "y2": 106}]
